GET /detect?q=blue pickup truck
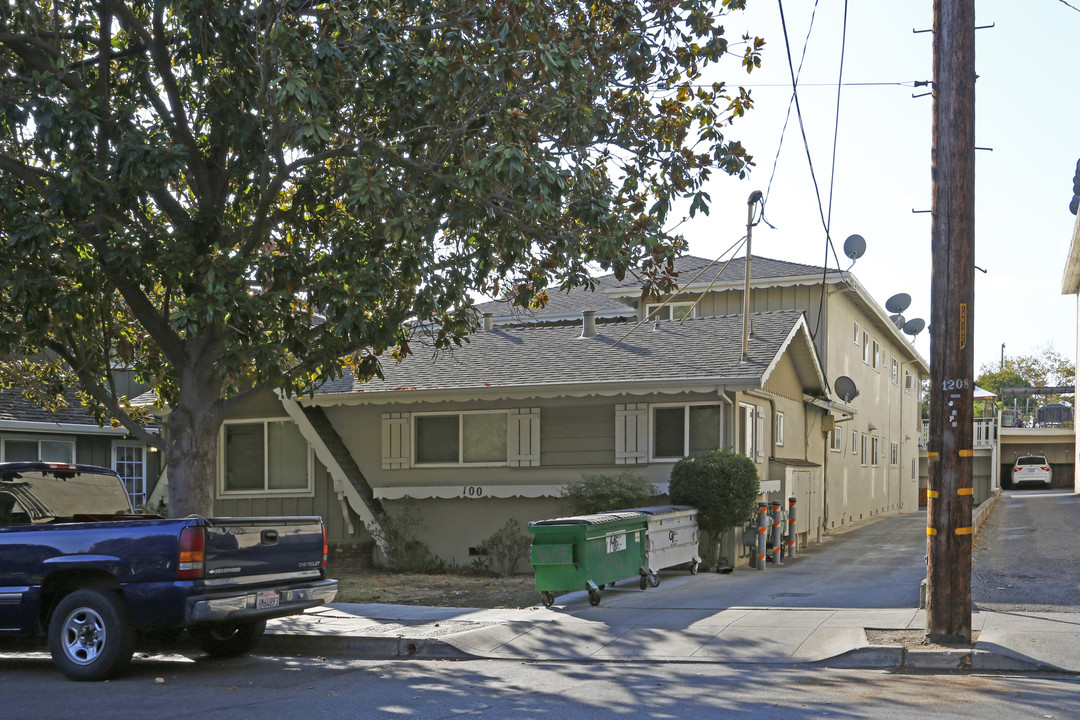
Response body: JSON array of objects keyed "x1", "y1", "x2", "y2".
[{"x1": 0, "y1": 461, "x2": 337, "y2": 680}]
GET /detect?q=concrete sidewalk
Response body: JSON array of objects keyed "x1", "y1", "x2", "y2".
[
  {"x1": 264, "y1": 595, "x2": 1080, "y2": 673},
  {"x1": 264, "y1": 513, "x2": 1080, "y2": 673}
]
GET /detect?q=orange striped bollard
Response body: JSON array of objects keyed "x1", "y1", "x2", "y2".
[
  {"x1": 770, "y1": 501, "x2": 784, "y2": 566},
  {"x1": 787, "y1": 497, "x2": 798, "y2": 558},
  {"x1": 756, "y1": 502, "x2": 769, "y2": 570}
]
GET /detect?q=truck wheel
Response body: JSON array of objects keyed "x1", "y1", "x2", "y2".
[
  {"x1": 48, "y1": 588, "x2": 135, "y2": 682},
  {"x1": 189, "y1": 619, "x2": 267, "y2": 658}
]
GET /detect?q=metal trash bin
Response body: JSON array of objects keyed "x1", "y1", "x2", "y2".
[
  {"x1": 627, "y1": 505, "x2": 701, "y2": 586},
  {"x1": 528, "y1": 511, "x2": 648, "y2": 608}
]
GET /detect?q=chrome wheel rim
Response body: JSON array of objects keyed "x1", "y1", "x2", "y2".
[{"x1": 61, "y1": 607, "x2": 106, "y2": 665}]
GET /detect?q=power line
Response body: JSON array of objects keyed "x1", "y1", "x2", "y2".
[
  {"x1": 761, "y1": 0, "x2": 822, "y2": 216},
  {"x1": 774, "y1": 0, "x2": 831, "y2": 241},
  {"x1": 815, "y1": 0, "x2": 851, "y2": 342},
  {"x1": 1056, "y1": 0, "x2": 1080, "y2": 14}
]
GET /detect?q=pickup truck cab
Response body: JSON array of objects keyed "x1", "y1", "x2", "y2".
[{"x1": 0, "y1": 461, "x2": 337, "y2": 680}]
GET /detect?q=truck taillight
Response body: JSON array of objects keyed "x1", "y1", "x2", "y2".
[
  {"x1": 178, "y1": 527, "x2": 205, "y2": 580},
  {"x1": 322, "y1": 525, "x2": 328, "y2": 570}
]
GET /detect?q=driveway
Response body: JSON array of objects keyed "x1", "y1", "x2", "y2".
[{"x1": 973, "y1": 488, "x2": 1080, "y2": 612}]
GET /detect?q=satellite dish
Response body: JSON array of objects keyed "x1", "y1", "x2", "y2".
[
  {"x1": 902, "y1": 318, "x2": 926, "y2": 338},
  {"x1": 834, "y1": 376, "x2": 859, "y2": 403},
  {"x1": 885, "y1": 293, "x2": 911, "y2": 314},
  {"x1": 843, "y1": 234, "x2": 866, "y2": 261},
  {"x1": 889, "y1": 313, "x2": 906, "y2": 329}
]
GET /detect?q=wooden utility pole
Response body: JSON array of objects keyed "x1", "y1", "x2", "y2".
[{"x1": 926, "y1": 0, "x2": 976, "y2": 643}]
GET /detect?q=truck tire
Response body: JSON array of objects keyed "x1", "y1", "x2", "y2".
[
  {"x1": 189, "y1": 619, "x2": 267, "y2": 657},
  {"x1": 47, "y1": 589, "x2": 136, "y2": 681}
]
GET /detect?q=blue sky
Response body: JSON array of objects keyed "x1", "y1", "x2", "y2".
[{"x1": 676, "y1": 0, "x2": 1080, "y2": 376}]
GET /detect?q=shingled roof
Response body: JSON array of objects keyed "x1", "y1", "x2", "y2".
[
  {"x1": 472, "y1": 255, "x2": 839, "y2": 321},
  {"x1": 0, "y1": 387, "x2": 101, "y2": 426},
  {"x1": 604, "y1": 255, "x2": 841, "y2": 291},
  {"x1": 311, "y1": 310, "x2": 824, "y2": 401}
]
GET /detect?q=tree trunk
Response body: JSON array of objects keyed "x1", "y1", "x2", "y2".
[{"x1": 164, "y1": 337, "x2": 224, "y2": 518}]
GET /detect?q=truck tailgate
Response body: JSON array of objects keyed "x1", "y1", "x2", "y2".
[{"x1": 202, "y1": 516, "x2": 324, "y2": 586}]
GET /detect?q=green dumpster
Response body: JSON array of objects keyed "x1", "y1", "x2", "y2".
[{"x1": 528, "y1": 511, "x2": 648, "y2": 607}]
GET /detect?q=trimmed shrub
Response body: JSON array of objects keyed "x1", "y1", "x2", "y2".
[
  {"x1": 481, "y1": 519, "x2": 533, "y2": 576},
  {"x1": 669, "y1": 450, "x2": 760, "y2": 560},
  {"x1": 560, "y1": 471, "x2": 659, "y2": 515}
]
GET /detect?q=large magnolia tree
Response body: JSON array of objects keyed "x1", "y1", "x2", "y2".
[{"x1": 0, "y1": 0, "x2": 762, "y2": 516}]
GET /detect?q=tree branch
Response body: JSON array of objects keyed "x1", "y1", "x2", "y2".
[{"x1": 46, "y1": 342, "x2": 165, "y2": 450}]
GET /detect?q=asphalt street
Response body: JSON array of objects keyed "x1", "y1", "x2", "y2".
[
  {"x1": 2, "y1": 653, "x2": 1080, "y2": 720},
  {"x1": 973, "y1": 489, "x2": 1080, "y2": 612}
]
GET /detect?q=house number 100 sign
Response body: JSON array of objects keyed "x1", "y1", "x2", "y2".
[{"x1": 461, "y1": 486, "x2": 485, "y2": 497}]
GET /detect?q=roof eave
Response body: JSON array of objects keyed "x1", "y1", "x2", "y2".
[
  {"x1": 305, "y1": 376, "x2": 766, "y2": 406},
  {"x1": 1062, "y1": 211, "x2": 1080, "y2": 294},
  {"x1": 604, "y1": 273, "x2": 832, "y2": 299}
]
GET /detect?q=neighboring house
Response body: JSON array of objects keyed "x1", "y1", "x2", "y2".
[
  {"x1": 160, "y1": 254, "x2": 928, "y2": 567},
  {"x1": 1060, "y1": 209, "x2": 1080, "y2": 493},
  {"x1": 0, "y1": 387, "x2": 160, "y2": 508}
]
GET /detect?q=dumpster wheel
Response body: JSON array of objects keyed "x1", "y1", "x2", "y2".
[
  {"x1": 540, "y1": 591, "x2": 555, "y2": 608},
  {"x1": 588, "y1": 589, "x2": 601, "y2": 606},
  {"x1": 638, "y1": 574, "x2": 648, "y2": 590},
  {"x1": 690, "y1": 560, "x2": 700, "y2": 575},
  {"x1": 647, "y1": 572, "x2": 660, "y2": 588}
]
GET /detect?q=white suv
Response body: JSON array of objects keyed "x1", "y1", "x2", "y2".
[{"x1": 1011, "y1": 455, "x2": 1052, "y2": 488}]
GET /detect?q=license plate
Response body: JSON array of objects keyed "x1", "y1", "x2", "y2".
[{"x1": 256, "y1": 590, "x2": 280, "y2": 609}]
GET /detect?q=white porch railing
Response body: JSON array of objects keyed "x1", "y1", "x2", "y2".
[{"x1": 920, "y1": 418, "x2": 996, "y2": 449}]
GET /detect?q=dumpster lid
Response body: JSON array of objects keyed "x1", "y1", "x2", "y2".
[
  {"x1": 529, "y1": 511, "x2": 644, "y2": 526},
  {"x1": 627, "y1": 505, "x2": 696, "y2": 516}
]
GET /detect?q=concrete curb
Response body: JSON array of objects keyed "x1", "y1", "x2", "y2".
[
  {"x1": 259, "y1": 631, "x2": 1061, "y2": 674},
  {"x1": 824, "y1": 644, "x2": 1053, "y2": 673},
  {"x1": 259, "y1": 632, "x2": 475, "y2": 660}
]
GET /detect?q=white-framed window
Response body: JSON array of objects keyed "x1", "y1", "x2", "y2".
[
  {"x1": 871, "y1": 436, "x2": 881, "y2": 466},
  {"x1": 0, "y1": 435, "x2": 75, "y2": 463},
  {"x1": 219, "y1": 418, "x2": 313, "y2": 495},
  {"x1": 737, "y1": 403, "x2": 763, "y2": 463},
  {"x1": 872, "y1": 341, "x2": 882, "y2": 371},
  {"x1": 904, "y1": 370, "x2": 914, "y2": 393},
  {"x1": 890, "y1": 441, "x2": 900, "y2": 466},
  {"x1": 851, "y1": 429, "x2": 859, "y2": 455},
  {"x1": 862, "y1": 332, "x2": 871, "y2": 364},
  {"x1": 651, "y1": 403, "x2": 724, "y2": 461},
  {"x1": 646, "y1": 301, "x2": 698, "y2": 321},
  {"x1": 861, "y1": 433, "x2": 869, "y2": 466},
  {"x1": 830, "y1": 428, "x2": 843, "y2": 452},
  {"x1": 853, "y1": 321, "x2": 860, "y2": 345},
  {"x1": 413, "y1": 411, "x2": 509, "y2": 466},
  {"x1": 891, "y1": 358, "x2": 899, "y2": 385},
  {"x1": 113, "y1": 441, "x2": 147, "y2": 508},
  {"x1": 775, "y1": 412, "x2": 785, "y2": 446}
]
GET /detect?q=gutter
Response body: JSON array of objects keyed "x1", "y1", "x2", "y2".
[{"x1": 304, "y1": 377, "x2": 766, "y2": 407}]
